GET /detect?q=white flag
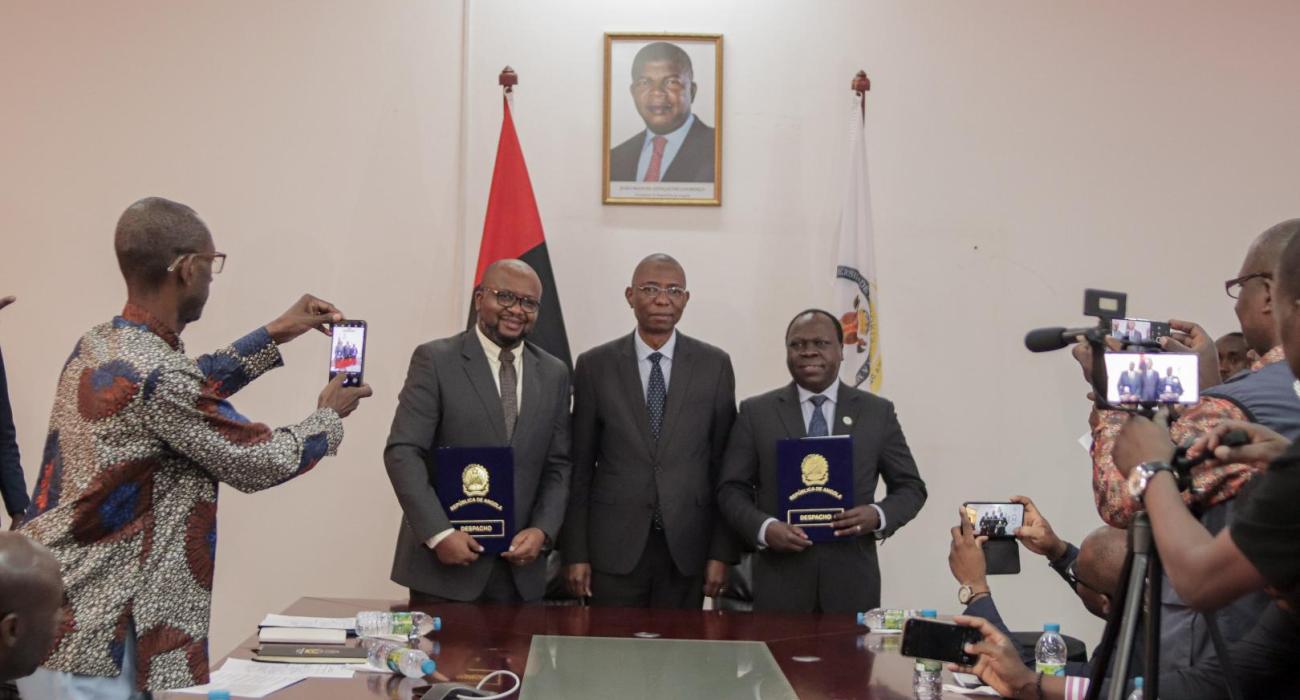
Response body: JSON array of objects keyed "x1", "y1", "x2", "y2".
[{"x1": 833, "y1": 92, "x2": 882, "y2": 391}]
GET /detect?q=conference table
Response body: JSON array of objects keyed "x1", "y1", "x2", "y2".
[{"x1": 162, "y1": 596, "x2": 974, "y2": 699}]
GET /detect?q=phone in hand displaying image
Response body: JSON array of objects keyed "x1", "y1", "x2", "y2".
[
  {"x1": 1104, "y1": 351, "x2": 1198, "y2": 406},
  {"x1": 962, "y1": 502, "x2": 1025, "y2": 539},
  {"x1": 328, "y1": 320, "x2": 367, "y2": 388},
  {"x1": 1110, "y1": 317, "x2": 1171, "y2": 345},
  {"x1": 901, "y1": 617, "x2": 982, "y2": 666}
]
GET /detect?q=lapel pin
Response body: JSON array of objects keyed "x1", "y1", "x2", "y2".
[{"x1": 842, "y1": 416, "x2": 853, "y2": 426}]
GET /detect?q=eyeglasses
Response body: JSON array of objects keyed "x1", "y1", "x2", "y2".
[
  {"x1": 482, "y1": 286, "x2": 540, "y2": 314},
  {"x1": 635, "y1": 284, "x2": 688, "y2": 301},
  {"x1": 1064, "y1": 560, "x2": 1099, "y2": 594},
  {"x1": 166, "y1": 252, "x2": 226, "y2": 274},
  {"x1": 1225, "y1": 272, "x2": 1272, "y2": 299}
]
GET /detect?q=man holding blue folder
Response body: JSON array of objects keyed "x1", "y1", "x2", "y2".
[{"x1": 717, "y1": 309, "x2": 927, "y2": 613}]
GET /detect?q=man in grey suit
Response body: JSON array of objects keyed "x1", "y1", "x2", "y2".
[
  {"x1": 717, "y1": 310, "x2": 928, "y2": 613},
  {"x1": 384, "y1": 259, "x2": 572, "y2": 603},
  {"x1": 561, "y1": 254, "x2": 738, "y2": 608}
]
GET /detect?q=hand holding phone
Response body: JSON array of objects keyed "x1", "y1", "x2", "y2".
[{"x1": 901, "y1": 617, "x2": 982, "y2": 666}]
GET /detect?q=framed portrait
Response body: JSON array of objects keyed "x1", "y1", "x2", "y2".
[{"x1": 603, "y1": 32, "x2": 723, "y2": 206}]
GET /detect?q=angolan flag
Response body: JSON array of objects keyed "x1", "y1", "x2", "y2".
[{"x1": 469, "y1": 93, "x2": 571, "y2": 369}]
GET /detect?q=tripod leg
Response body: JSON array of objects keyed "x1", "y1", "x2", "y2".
[
  {"x1": 1108, "y1": 550, "x2": 1149, "y2": 700},
  {"x1": 1206, "y1": 611, "x2": 1245, "y2": 700},
  {"x1": 1145, "y1": 548, "x2": 1161, "y2": 698},
  {"x1": 1086, "y1": 549, "x2": 1136, "y2": 700}
]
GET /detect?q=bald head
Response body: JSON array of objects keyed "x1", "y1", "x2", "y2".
[
  {"x1": 1077, "y1": 526, "x2": 1127, "y2": 597},
  {"x1": 481, "y1": 259, "x2": 541, "y2": 290},
  {"x1": 114, "y1": 197, "x2": 212, "y2": 291},
  {"x1": 1243, "y1": 219, "x2": 1300, "y2": 277},
  {"x1": 0, "y1": 532, "x2": 63, "y2": 681},
  {"x1": 630, "y1": 253, "x2": 685, "y2": 285},
  {"x1": 1273, "y1": 220, "x2": 1300, "y2": 303},
  {"x1": 475, "y1": 259, "x2": 542, "y2": 349}
]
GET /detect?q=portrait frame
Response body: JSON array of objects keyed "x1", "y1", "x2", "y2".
[{"x1": 603, "y1": 32, "x2": 723, "y2": 206}]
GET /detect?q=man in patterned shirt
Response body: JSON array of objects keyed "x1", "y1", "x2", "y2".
[
  {"x1": 15, "y1": 197, "x2": 372, "y2": 698},
  {"x1": 1072, "y1": 219, "x2": 1300, "y2": 673}
]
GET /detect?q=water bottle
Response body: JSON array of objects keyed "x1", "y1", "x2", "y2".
[
  {"x1": 1127, "y1": 676, "x2": 1144, "y2": 700},
  {"x1": 207, "y1": 692, "x2": 231, "y2": 700},
  {"x1": 355, "y1": 611, "x2": 441, "y2": 639},
  {"x1": 363, "y1": 639, "x2": 437, "y2": 678},
  {"x1": 911, "y1": 610, "x2": 942, "y2": 699},
  {"x1": 1035, "y1": 623, "x2": 1067, "y2": 677},
  {"x1": 857, "y1": 608, "x2": 918, "y2": 632}
]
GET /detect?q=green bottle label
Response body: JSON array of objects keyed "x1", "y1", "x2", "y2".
[
  {"x1": 882, "y1": 609, "x2": 905, "y2": 630},
  {"x1": 1036, "y1": 661, "x2": 1065, "y2": 677},
  {"x1": 916, "y1": 659, "x2": 942, "y2": 673},
  {"x1": 390, "y1": 612, "x2": 414, "y2": 636}
]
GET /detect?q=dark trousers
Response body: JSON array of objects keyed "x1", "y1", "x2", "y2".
[
  {"x1": 410, "y1": 558, "x2": 532, "y2": 604},
  {"x1": 591, "y1": 528, "x2": 703, "y2": 609}
]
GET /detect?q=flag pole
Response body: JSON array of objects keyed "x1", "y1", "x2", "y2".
[{"x1": 852, "y1": 69, "x2": 870, "y2": 119}]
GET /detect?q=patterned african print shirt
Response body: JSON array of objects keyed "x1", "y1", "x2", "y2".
[
  {"x1": 1090, "y1": 346, "x2": 1285, "y2": 528},
  {"x1": 18, "y1": 304, "x2": 343, "y2": 691}
]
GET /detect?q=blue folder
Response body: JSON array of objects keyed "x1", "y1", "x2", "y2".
[
  {"x1": 776, "y1": 436, "x2": 854, "y2": 543},
  {"x1": 435, "y1": 446, "x2": 515, "y2": 555}
]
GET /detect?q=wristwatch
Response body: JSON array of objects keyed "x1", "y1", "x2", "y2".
[
  {"x1": 958, "y1": 584, "x2": 989, "y2": 605},
  {"x1": 1128, "y1": 460, "x2": 1174, "y2": 500}
]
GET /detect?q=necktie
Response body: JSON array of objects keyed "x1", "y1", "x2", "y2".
[
  {"x1": 808, "y1": 395, "x2": 830, "y2": 437},
  {"x1": 644, "y1": 136, "x2": 668, "y2": 183},
  {"x1": 499, "y1": 348, "x2": 518, "y2": 440},
  {"x1": 647, "y1": 352, "x2": 666, "y2": 440}
]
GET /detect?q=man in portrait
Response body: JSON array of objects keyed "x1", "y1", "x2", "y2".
[{"x1": 609, "y1": 41, "x2": 715, "y2": 184}]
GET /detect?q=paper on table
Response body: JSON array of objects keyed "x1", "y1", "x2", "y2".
[
  {"x1": 259, "y1": 614, "x2": 356, "y2": 630},
  {"x1": 943, "y1": 683, "x2": 1000, "y2": 695},
  {"x1": 172, "y1": 659, "x2": 310, "y2": 698},
  {"x1": 232, "y1": 659, "x2": 356, "y2": 679}
]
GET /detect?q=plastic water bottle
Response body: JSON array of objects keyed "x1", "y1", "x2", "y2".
[
  {"x1": 355, "y1": 611, "x2": 441, "y2": 639},
  {"x1": 207, "y1": 692, "x2": 231, "y2": 700},
  {"x1": 1035, "y1": 623, "x2": 1067, "y2": 677},
  {"x1": 911, "y1": 610, "x2": 942, "y2": 699},
  {"x1": 857, "y1": 608, "x2": 918, "y2": 632},
  {"x1": 363, "y1": 639, "x2": 437, "y2": 678},
  {"x1": 1127, "y1": 676, "x2": 1144, "y2": 700}
]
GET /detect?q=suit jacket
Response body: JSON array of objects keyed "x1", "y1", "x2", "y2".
[
  {"x1": 1140, "y1": 369, "x2": 1161, "y2": 402},
  {"x1": 0, "y1": 347, "x2": 28, "y2": 519},
  {"x1": 716, "y1": 382, "x2": 927, "y2": 610},
  {"x1": 384, "y1": 331, "x2": 573, "y2": 601},
  {"x1": 609, "y1": 118, "x2": 716, "y2": 183},
  {"x1": 560, "y1": 332, "x2": 738, "y2": 576}
]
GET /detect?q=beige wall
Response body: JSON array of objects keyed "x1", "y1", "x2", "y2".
[{"x1": 3, "y1": 0, "x2": 1300, "y2": 660}]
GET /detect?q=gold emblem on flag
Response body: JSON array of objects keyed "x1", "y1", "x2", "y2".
[
  {"x1": 800, "y1": 454, "x2": 830, "y2": 487},
  {"x1": 463, "y1": 464, "x2": 490, "y2": 497}
]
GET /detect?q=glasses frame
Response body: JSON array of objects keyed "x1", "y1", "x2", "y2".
[
  {"x1": 167, "y1": 252, "x2": 227, "y2": 274},
  {"x1": 634, "y1": 284, "x2": 688, "y2": 302},
  {"x1": 1224, "y1": 271, "x2": 1272, "y2": 299},
  {"x1": 481, "y1": 286, "x2": 541, "y2": 314}
]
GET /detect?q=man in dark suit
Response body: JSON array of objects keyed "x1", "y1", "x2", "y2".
[
  {"x1": 608, "y1": 42, "x2": 715, "y2": 183},
  {"x1": 561, "y1": 254, "x2": 737, "y2": 608},
  {"x1": 384, "y1": 259, "x2": 572, "y2": 603},
  {"x1": 717, "y1": 309, "x2": 927, "y2": 613},
  {"x1": 1159, "y1": 367, "x2": 1184, "y2": 401},
  {"x1": 0, "y1": 296, "x2": 27, "y2": 530},
  {"x1": 1139, "y1": 360, "x2": 1161, "y2": 402}
]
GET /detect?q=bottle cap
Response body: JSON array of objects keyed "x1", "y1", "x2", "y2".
[
  {"x1": 208, "y1": 691, "x2": 232, "y2": 700},
  {"x1": 1044, "y1": 623, "x2": 1060, "y2": 632},
  {"x1": 855, "y1": 612, "x2": 868, "y2": 625},
  {"x1": 1134, "y1": 677, "x2": 1144, "y2": 689},
  {"x1": 421, "y1": 659, "x2": 437, "y2": 675},
  {"x1": 920, "y1": 609, "x2": 937, "y2": 618},
  {"x1": 432, "y1": 616, "x2": 442, "y2": 632}
]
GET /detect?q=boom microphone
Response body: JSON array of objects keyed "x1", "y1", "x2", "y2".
[{"x1": 1024, "y1": 326, "x2": 1098, "y2": 353}]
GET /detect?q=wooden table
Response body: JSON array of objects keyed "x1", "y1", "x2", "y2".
[{"x1": 161, "y1": 597, "x2": 968, "y2": 699}]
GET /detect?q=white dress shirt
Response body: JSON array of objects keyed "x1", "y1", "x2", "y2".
[
  {"x1": 635, "y1": 113, "x2": 696, "y2": 182},
  {"x1": 633, "y1": 328, "x2": 677, "y2": 396},
  {"x1": 757, "y1": 378, "x2": 887, "y2": 547}
]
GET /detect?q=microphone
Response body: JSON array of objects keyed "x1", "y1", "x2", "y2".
[{"x1": 1024, "y1": 326, "x2": 1098, "y2": 353}]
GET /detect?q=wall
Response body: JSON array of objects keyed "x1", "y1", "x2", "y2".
[{"x1": 3, "y1": 0, "x2": 1300, "y2": 662}]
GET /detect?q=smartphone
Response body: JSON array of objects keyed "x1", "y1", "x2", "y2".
[
  {"x1": 901, "y1": 617, "x2": 982, "y2": 666},
  {"x1": 1104, "y1": 351, "x2": 1199, "y2": 405},
  {"x1": 328, "y1": 320, "x2": 367, "y2": 388},
  {"x1": 1110, "y1": 317, "x2": 1171, "y2": 344},
  {"x1": 962, "y1": 502, "x2": 1025, "y2": 539}
]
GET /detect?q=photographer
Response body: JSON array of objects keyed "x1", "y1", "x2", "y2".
[
  {"x1": 1074, "y1": 220, "x2": 1300, "y2": 669},
  {"x1": 949, "y1": 497, "x2": 1126, "y2": 675}
]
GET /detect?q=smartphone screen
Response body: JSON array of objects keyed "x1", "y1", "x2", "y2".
[
  {"x1": 1110, "y1": 317, "x2": 1171, "y2": 343},
  {"x1": 1104, "y1": 351, "x2": 1198, "y2": 405},
  {"x1": 901, "y1": 618, "x2": 981, "y2": 665},
  {"x1": 329, "y1": 321, "x2": 366, "y2": 387},
  {"x1": 962, "y1": 502, "x2": 1025, "y2": 539}
]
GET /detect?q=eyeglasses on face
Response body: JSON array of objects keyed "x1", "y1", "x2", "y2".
[
  {"x1": 166, "y1": 252, "x2": 227, "y2": 274},
  {"x1": 1225, "y1": 272, "x2": 1272, "y2": 299},
  {"x1": 635, "y1": 284, "x2": 687, "y2": 301},
  {"x1": 482, "y1": 286, "x2": 540, "y2": 314}
]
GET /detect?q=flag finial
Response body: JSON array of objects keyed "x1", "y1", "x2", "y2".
[
  {"x1": 851, "y1": 70, "x2": 870, "y2": 94},
  {"x1": 499, "y1": 66, "x2": 518, "y2": 93}
]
